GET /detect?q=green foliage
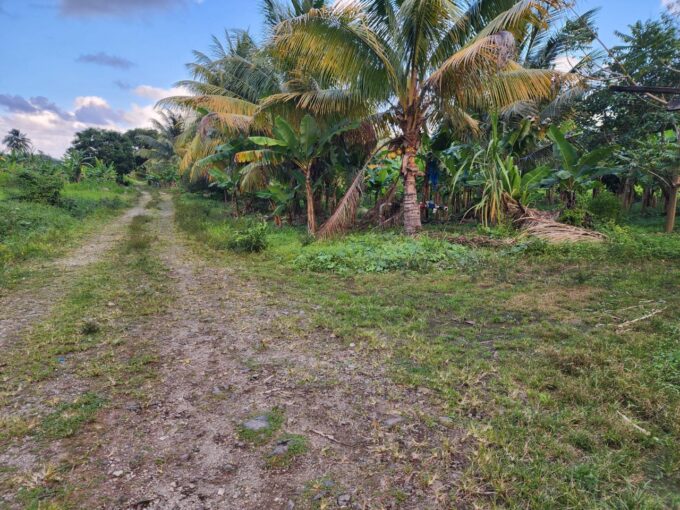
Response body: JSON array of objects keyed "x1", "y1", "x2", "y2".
[
  {"x1": 14, "y1": 169, "x2": 64, "y2": 205},
  {"x1": 576, "y1": 14, "x2": 680, "y2": 148},
  {"x1": 38, "y1": 393, "x2": 106, "y2": 439},
  {"x1": 68, "y1": 128, "x2": 144, "y2": 178},
  {"x1": 546, "y1": 125, "x2": 618, "y2": 206},
  {"x1": 227, "y1": 222, "x2": 269, "y2": 253},
  {"x1": 588, "y1": 190, "x2": 622, "y2": 223},
  {"x1": 295, "y1": 234, "x2": 475, "y2": 274},
  {"x1": 82, "y1": 158, "x2": 117, "y2": 182},
  {"x1": 0, "y1": 168, "x2": 133, "y2": 276},
  {"x1": 256, "y1": 180, "x2": 298, "y2": 220}
]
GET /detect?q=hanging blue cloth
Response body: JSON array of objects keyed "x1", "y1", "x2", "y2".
[{"x1": 426, "y1": 158, "x2": 439, "y2": 190}]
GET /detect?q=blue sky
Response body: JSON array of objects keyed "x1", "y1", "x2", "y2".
[{"x1": 0, "y1": 0, "x2": 672, "y2": 156}]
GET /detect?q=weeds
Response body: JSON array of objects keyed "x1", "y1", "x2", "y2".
[{"x1": 38, "y1": 393, "x2": 106, "y2": 439}]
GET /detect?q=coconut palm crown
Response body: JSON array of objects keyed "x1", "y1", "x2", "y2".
[{"x1": 270, "y1": 0, "x2": 567, "y2": 233}]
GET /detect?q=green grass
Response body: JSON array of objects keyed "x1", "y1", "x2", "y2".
[
  {"x1": 176, "y1": 192, "x2": 680, "y2": 509},
  {"x1": 266, "y1": 434, "x2": 309, "y2": 469},
  {"x1": 38, "y1": 393, "x2": 106, "y2": 439},
  {"x1": 0, "y1": 174, "x2": 137, "y2": 287},
  {"x1": 237, "y1": 408, "x2": 285, "y2": 445}
]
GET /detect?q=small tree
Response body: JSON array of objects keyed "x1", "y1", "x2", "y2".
[
  {"x1": 626, "y1": 131, "x2": 680, "y2": 233},
  {"x1": 545, "y1": 125, "x2": 617, "y2": 209},
  {"x1": 235, "y1": 115, "x2": 357, "y2": 235}
]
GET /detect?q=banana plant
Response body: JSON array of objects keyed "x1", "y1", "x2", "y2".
[
  {"x1": 256, "y1": 180, "x2": 299, "y2": 227},
  {"x1": 545, "y1": 125, "x2": 618, "y2": 208},
  {"x1": 235, "y1": 115, "x2": 358, "y2": 235}
]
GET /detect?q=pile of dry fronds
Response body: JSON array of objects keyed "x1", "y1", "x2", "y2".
[{"x1": 505, "y1": 195, "x2": 607, "y2": 243}]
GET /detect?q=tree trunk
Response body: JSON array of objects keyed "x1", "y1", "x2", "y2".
[
  {"x1": 665, "y1": 183, "x2": 678, "y2": 233},
  {"x1": 621, "y1": 176, "x2": 637, "y2": 211},
  {"x1": 402, "y1": 148, "x2": 421, "y2": 235},
  {"x1": 305, "y1": 170, "x2": 316, "y2": 235},
  {"x1": 641, "y1": 187, "x2": 651, "y2": 212},
  {"x1": 232, "y1": 192, "x2": 240, "y2": 217}
]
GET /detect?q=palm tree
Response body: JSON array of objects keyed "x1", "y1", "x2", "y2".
[
  {"x1": 3, "y1": 129, "x2": 32, "y2": 156},
  {"x1": 136, "y1": 110, "x2": 185, "y2": 163},
  {"x1": 160, "y1": 29, "x2": 282, "y2": 180},
  {"x1": 271, "y1": 0, "x2": 565, "y2": 233}
]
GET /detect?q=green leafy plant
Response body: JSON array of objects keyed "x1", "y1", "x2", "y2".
[
  {"x1": 236, "y1": 115, "x2": 358, "y2": 235},
  {"x1": 256, "y1": 180, "x2": 298, "y2": 227},
  {"x1": 14, "y1": 169, "x2": 64, "y2": 205},
  {"x1": 227, "y1": 222, "x2": 269, "y2": 253},
  {"x1": 589, "y1": 190, "x2": 622, "y2": 223},
  {"x1": 545, "y1": 125, "x2": 617, "y2": 209}
]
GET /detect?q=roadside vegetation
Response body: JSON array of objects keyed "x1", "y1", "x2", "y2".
[{"x1": 0, "y1": 155, "x2": 137, "y2": 287}]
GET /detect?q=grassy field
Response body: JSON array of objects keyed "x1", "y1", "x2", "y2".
[
  {"x1": 0, "y1": 172, "x2": 137, "y2": 287},
  {"x1": 175, "y1": 192, "x2": 680, "y2": 509}
]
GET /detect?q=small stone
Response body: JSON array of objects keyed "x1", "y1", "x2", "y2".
[
  {"x1": 337, "y1": 494, "x2": 351, "y2": 507},
  {"x1": 270, "y1": 440, "x2": 290, "y2": 456},
  {"x1": 349, "y1": 343, "x2": 356, "y2": 348},
  {"x1": 222, "y1": 463, "x2": 237, "y2": 473},
  {"x1": 107, "y1": 301, "x2": 115, "y2": 307},
  {"x1": 112, "y1": 470, "x2": 124, "y2": 477},
  {"x1": 438, "y1": 416, "x2": 454, "y2": 426},
  {"x1": 242, "y1": 415, "x2": 270, "y2": 431},
  {"x1": 125, "y1": 402, "x2": 141, "y2": 412},
  {"x1": 383, "y1": 416, "x2": 404, "y2": 427},
  {"x1": 217, "y1": 488, "x2": 225, "y2": 496}
]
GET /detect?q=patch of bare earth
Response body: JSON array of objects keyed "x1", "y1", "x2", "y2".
[
  {"x1": 65, "y1": 194, "x2": 470, "y2": 509},
  {"x1": 0, "y1": 192, "x2": 151, "y2": 350}
]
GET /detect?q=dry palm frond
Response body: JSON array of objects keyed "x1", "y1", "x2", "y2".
[
  {"x1": 317, "y1": 167, "x2": 366, "y2": 239},
  {"x1": 504, "y1": 194, "x2": 606, "y2": 243},
  {"x1": 520, "y1": 220, "x2": 607, "y2": 243},
  {"x1": 317, "y1": 138, "x2": 385, "y2": 238}
]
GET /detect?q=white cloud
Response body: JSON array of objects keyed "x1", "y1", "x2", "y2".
[
  {"x1": 133, "y1": 85, "x2": 189, "y2": 102},
  {"x1": 0, "y1": 85, "x2": 191, "y2": 157}
]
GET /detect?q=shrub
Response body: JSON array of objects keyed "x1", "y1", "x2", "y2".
[
  {"x1": 588, "y1": 190, "x2": 622, "y2": 223},
  {"x1": 14, "y1": 169, "x2": 63, "y2": 205},
  {"x1": 559, "y1": 207, "x2": 588, "y2": 227},
  {"x1": 295, "y1": 234, "x2": 476, "y2": 274},
  {"x1": 228, "y1": 222, "x2": 269, "y2": 253}
]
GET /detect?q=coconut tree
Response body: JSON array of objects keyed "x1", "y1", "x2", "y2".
[
  {"x1": 3, "y1": 129, "x2": 32, "y2": 156},
  {"x1": 270, "y1": 0, "x2": 566, "y2": 233},
  {"x1": 136, "y1": 110, "x2": 185, "y2": 164}
]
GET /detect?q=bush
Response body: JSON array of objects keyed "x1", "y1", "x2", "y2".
[
  {"x1": 14, "y1": 169, "x2": 64, "y2": 205},
  {"x1": 588, "y1": 190, "x2": 622, "y2": 223},
  {"x1": 295, "y1": 234, "x2": 476, "y2": 274},
  {"x1": 228, "y1": 222, "x2": 269, "y2": 253}
]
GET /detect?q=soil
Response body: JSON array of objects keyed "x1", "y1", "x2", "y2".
[{"x1": 0, "y1": 193, "x2": 468, "y2": 509}]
